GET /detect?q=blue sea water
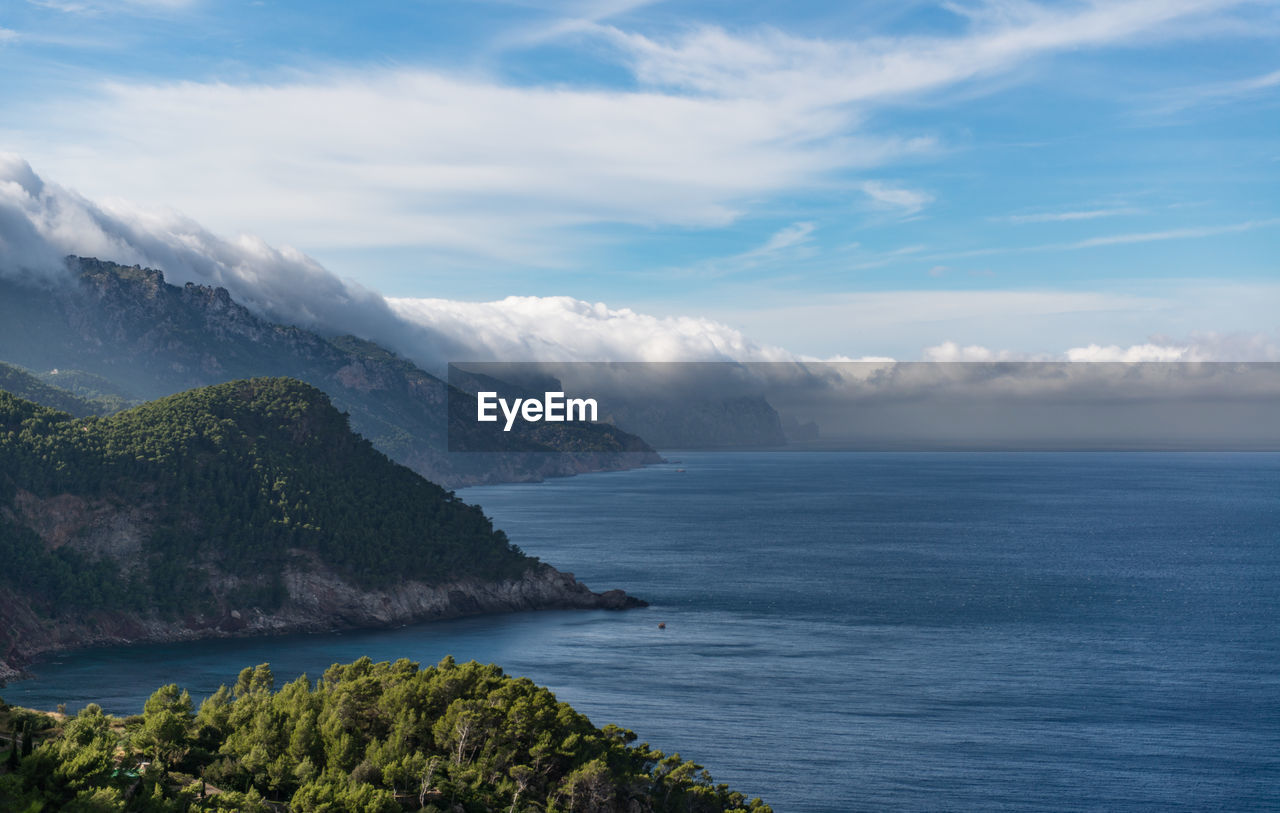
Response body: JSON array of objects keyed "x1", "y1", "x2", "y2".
[{"x1": 6, "y1": 452, "x2": 1280, "y2": 811}]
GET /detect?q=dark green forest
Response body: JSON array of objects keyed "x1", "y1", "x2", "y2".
[
  {"x1": 0, "y1": 378, "x2": 536, "y2": 617},
  {"x1": 0, "y1": 362, "x2": 106, "y2": 419},
  {"x1": 0, "y1": 657, "x2": 771, "y2": 812}
]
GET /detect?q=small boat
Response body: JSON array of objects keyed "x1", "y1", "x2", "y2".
[{"x1": 658, "y1": 622, "x2": 666, "y2": 629}]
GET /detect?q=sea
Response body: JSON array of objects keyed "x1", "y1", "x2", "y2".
[{"x1": 5, "y1": 452, "x2": 1279, "y2": 811}]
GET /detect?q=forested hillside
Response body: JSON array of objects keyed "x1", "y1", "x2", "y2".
[
  {"x1": 0, "y1": 657, "x2": 771, "y2": 812},
  {"x1": 0, "y1": 361, "x2": 104, "y2": 418},
  {"x1": 0, "y1": 379, "x2": 640, "y2": 682},
  {"x1": 0, "y1": 378, "x2": 531, "y2": 614}
]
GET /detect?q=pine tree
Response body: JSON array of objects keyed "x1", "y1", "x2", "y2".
[{"x1": 4, "y1": 723, "x2": 18, "y2": 769}]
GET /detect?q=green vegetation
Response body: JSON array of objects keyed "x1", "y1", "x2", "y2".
[
  {"x1": 0, "y1": 361, "x2": 104, "y2": 418},
  {"x1": 0, "y1": 378, "x2": 536, "y2": 617},
  {"x1": 37, "y1": 368, "x2": 142, "y2": 414},
  {"x1": 0, "y1": 657, "x2": 770, "y2": 812}
]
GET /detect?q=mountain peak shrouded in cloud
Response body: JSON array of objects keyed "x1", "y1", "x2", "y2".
[
  {"x1": 0, "y1": 157, "x2": 794, "y2": 366},
  {"x1": 3, "y1": 158, "x2": 1277, "y2": 368},
  {"x1": 0, "y1": 154, "x2": 404, "y2": 344}
]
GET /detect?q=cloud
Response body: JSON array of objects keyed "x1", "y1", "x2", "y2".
[
  {"x1": 859, "y1": 181, "x2": 934, "y2": 215},
  {"x1": 1065, "y1": 332, "x2": 1280, "y2": 361},
  {"x1": 6, "y1": 71, "x2": 902, "y2": 265},
  {"x1": 1151, "y1": 67, "x2": 1280, "y2": 113},
  {"x1": 1070, "y1": 218, "x2": 1280, "y2": 248},
  {"x1": 27, "y1": 0, "x2": 196, "y2": 12},
  {"x1": 2, "y1": 155, "x2": 801, "y2": 366},
  {"x1": 388, "y1": 295, "x2": 796, "y2": 363},
  {"x1": 5, "y1": 157, "x2": 1278, "y2": 373},
  {"x1": 591, "y1": 1, "x2": 1243, "y2": 104},
  {"x1": 4, "y1": 0, "x2": 1251, "y2": 268},
  {"x1": 912, "y1": 217, "x2": 1280, "y2": 265},
  {"x1": 920, "y1": 332, "x2": 1280, "y2": 363},
  {"x1": 0, "y1": 154, "x2": 411, "y2": 352},
  {"x1": 923, "y1": 341, "x2": 1022, "y2": 361},
  {"x1": 751, "y1": 221, "x2": 816, "y2": 255},
  {"x1": 1000, "y1": 207, "x2": 1142, "y2": 223}
]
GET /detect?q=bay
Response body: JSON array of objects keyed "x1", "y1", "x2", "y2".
[{"x1": 6, "y1": 452, "x2": 1280, "y2": 811}]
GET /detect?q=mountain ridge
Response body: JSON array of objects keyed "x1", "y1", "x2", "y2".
[{"x1": 0, "y1": 257, "x2": 658, "y2": 488}]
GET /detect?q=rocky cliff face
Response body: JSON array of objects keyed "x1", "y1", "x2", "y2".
[
  {"x1": 0, "y1": 563, "x2": 641, "y2": 685},
  {"x1": 0, "y1": 489, "x2": 642, "y2": 683}
]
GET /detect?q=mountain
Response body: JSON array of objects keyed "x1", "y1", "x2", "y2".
[
  {"x1": 0, "y1": 257, "x2": 658, "y2": 487},
  {"x1": 0, "y1": 361, "x2": 104, "y2": 418},
  {"x1": 0, "y1": 379, "x2": 642, "y2": 684}
]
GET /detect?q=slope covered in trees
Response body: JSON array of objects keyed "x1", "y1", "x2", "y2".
[
  {"x1": 0, "y1": 378, "x2": 534, "y2": 617},
  {"x1": 0, "y1": 378, "x2": 640, "y2": 684},
  {"x1": 0, "y1": 361, "x2": 105, "y2": 418},
  {"x1": 0, "y1": 657, "x2": 771, "y2": 812}
]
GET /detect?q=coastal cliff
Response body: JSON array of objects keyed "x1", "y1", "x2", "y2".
[
  {"x1": 0, "y1": 378, "x2": 643, "y2": 684},
  {"x1": 0, "y1": 564, "x2": 640, "y2": 684}
]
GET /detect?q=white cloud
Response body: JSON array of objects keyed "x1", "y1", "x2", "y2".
[
  {"x1": 591, "y1": 1, "x2": 1243, "y2": 104},
  {"x1": 0, "y1": 154, "x2": 405, "y2": 348},
  {"x1": 752, "y1": 221, "x2": 816, "y2": 255},
  {"x1": 859, "y1": 181, "x2": 934, "y2": 215},
  {"x1": 1066, "y1": 332, "x2": 1280, "y2": 361},
  {"x1": 7, "y1": 72, "x2": 901, "y2": 264},
  {"x1": 2, "y1": 154, "x2": 800, "y2": 365},
  {"x1": 1152, "y1": 67, "x2": 1280, "y2": 113},
  {"x1": 921, "y1": 333, "x2": 1280, "y2": 362},
  {"x1": 3, "y1": 0, "x2": 1251, "y2": 267},
  {"x1": 388, "y1": 295, "x2": 796, "y2": 363},
  {"x1": 1070, "y1": 218, "x2": 1280, "y2": 248},
  {"x1": 1001, "y1": 207, "x2": 1142, "y2": 223},
  {"x1": 913, "y1": 217, "x2": 1280, "y2": 265},
  {"x1": 1065, "y1": 342, "x2": 1192, "y2": 361},
  {"x1": 27, "y1": 0, "x2": 196, "y2": 11},
  {"x1": 923, "y1": 341, "x2": 1022, "y2": 361},
  {"x1": 5, "y1": 157, "x2": 1278, "y2": 372}
]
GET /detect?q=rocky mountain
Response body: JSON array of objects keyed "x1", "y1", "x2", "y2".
[
  {"x1": 0, "y1": 379, "x2": 643, "y2": 684},
  {"x1": 0, "y1": 258, "x2": 658, "y2": 487}
]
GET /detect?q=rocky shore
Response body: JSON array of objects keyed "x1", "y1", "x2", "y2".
[{"x1": 0, "y1": 564, "x2": 644, "y2": 685}]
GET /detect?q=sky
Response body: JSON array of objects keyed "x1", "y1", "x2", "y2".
[{"x1": 0, "y1": 0, "x2": 1278, "y2": 361}]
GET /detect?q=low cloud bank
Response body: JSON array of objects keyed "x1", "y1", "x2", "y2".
[
  {"x1": 3, "y1": 156, "x2": 1277, "y2": 378},
  {"x1": 388, "y1": 296, "x2": 795, "y2": 363}
]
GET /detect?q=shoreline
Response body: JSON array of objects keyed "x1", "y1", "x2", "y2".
[{"x1": 0, "y1": 566, "x2": 645, "y2": 687}]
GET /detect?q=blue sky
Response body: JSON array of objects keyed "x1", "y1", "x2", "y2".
[{"x1": 1, "y1": 0, "x2": 1277, "y2": 359}]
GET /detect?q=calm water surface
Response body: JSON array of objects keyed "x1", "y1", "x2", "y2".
[{"x1": 6, "y1": 453, "x2": 1280, "y2": 811}]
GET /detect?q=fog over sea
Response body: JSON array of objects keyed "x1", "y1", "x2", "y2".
[{"x1": 8, "y1": 453, "x2": 1280, "y2": 811}]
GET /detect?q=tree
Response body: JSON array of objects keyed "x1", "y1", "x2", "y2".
[
  {"x1": 4, "y1": 724, "x2": 17, "y2": 770},
  {"x1": 135, "y1": 684, "x2": 194, "y2": 773}
]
